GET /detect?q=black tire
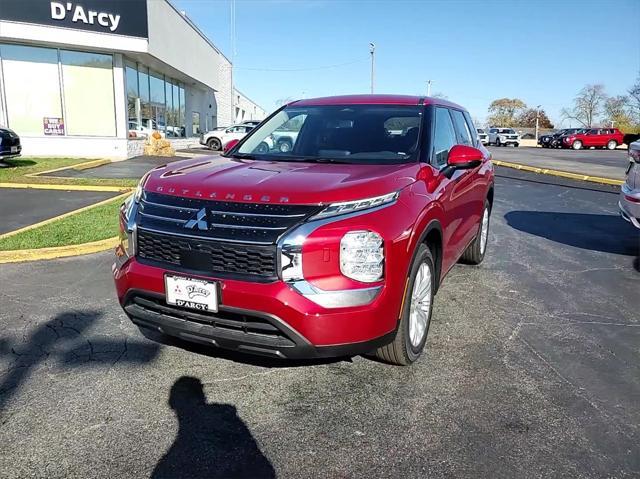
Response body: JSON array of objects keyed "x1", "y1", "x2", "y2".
[
  {"x1": 374, "y1": 244, "x2": 435, "y2": 366},
  {"x1": 495, "y1": 138, "x2": 501, "y2": 147},
  {"x1": 461, "y1": 200, "x2": 491, "y2": 265},
  {"x1": 514, "y1": 143, "x2": 519, "y2": 147},
  {"x1": 255, "y1": 141, "x2": 269, "y2": 153},
  {"x1": 277, "y1": 139, "x2": 293, "y2": 153},
  {"x1": 207, "y1": 137, "x2": 222, "y2": 150}
]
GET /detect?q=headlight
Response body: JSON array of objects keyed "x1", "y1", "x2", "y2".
[
  {"x1": 340, "y1": 231, "x2": 384, "y2": 282},
  {"x1": 312, "y1": 191, "x2": 398, "y2": 220}
]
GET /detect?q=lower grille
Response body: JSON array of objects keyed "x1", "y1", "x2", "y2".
[
  {"x1": 137, "y1": 229, "x2": 277, "y2": 280},
  {"x1": 126, "y1": 294, "x2": 296, "y2": 348}
]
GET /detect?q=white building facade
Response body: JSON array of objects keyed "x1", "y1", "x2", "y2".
[
  {"x1": 233, "y1": 89, "x2": 267, "y2": 124},
  {"x1": 0, "y1": 0, "x2": 237, "y2": 159}
]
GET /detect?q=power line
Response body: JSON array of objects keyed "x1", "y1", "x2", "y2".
[{"x1": 234, "y1": 58, "x2": 367, "y2": 72}]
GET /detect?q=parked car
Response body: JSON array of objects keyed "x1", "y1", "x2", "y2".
[
  {"x1": 538, "y1": 128, "x2": 582, "y2": 148},
  {"x1": 488, "y1": 128, "x2": 520, "y2": 147},
  {"x1": 114, "y1": 94, "x2": 494, "y2": 366},
  {"x1": 0, "y1": 127, "x2": 21, "y2": 160},
  {"x1": 561, "y1": 128, "x2": 624, "y2": 150},
  {"x1": 619, "y1": 140, "x2": 640, "y2": 229},
  {"x1": 477, "y1": 128, "x2": 488, "y2": 145},
  {"x1": 200, "y1": 124, "x2": 254, "y2": 150},
  {"x1": 549, "y1": 128, "x2": 588, "y2": 148}
]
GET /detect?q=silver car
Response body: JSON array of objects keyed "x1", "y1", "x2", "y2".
[{"x1": 619, "y1": 141, "x2": 640, "y2": 229}]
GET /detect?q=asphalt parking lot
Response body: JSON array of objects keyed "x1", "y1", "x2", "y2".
[
  {"x1": 488, "y1": 146, "x2": 629, "y2": 180},
  {"x1": 40, "y1": 156, "x2": 181, "y2": 180},
  {"x1": 0, "y1": 188, "x2": 119, "y2": 235},
  {"x1": 0, "y1": 168, "x2": 638, "y2": 478}
]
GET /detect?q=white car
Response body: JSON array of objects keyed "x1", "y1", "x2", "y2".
[
  {"x1": 488, "y1": 128, "x2": 520, "y2": 147},
  {"x1": 477, "y1": 128, "x2": 488, "y2": 145},
  {"x1": 620, "y1": 140, "x2": 640, "y2": 229},
  {"x1": 200, "y1": 124, "x2": 254, "y2": 150}
]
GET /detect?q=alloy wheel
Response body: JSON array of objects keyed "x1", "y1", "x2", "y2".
[{"x1": 409, "y1": 263, "x2": 432, "y2": 348}]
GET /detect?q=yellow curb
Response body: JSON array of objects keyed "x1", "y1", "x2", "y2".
[
  {"x1": 26, "y1": 158, "x2": 111, "y2": 177},
  {"x1": 0, "y1": 236, "x2": 118, "y2": 263},
  {"x1": 0, "y1": 182, "x2": 129, "y2": 192},
  {"x1": 493, "y1": 160, "x2": 624, "y2": 186},
  {"x1": 0, "y1": 191, "x2": 131, "y2": 240}
]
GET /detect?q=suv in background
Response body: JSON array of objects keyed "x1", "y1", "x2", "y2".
[
  {"x1": 0, "y1": 127, "x2": 21, "y2": 161},
  {"x1": 561, "y1": 128, "x2": 624, "y2": 150},
  {"x1": 488, "y1": 128, "x2": 520, "y2": 147},
  {"x1": 620, "y1": 140, "x2": 640, "y2": 229},
  {"x1": 477, "y1": 128, "x2": 488, "y2": 145},
  {"x1": 200, "y1": 124, "x2": 254, "y2": 150},
  {"x1": 114, "y1": 95, "x2": 494, "y2": 366}
]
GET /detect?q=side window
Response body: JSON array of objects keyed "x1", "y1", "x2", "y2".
[
  {"x1": 462, "y1": 111, "x2": 478, "y2": 147},
  {"x1": 432, "y1": 107, "x2": 457, "y2": 168},
  {"x1": 451, "y1": 109, "x2": 473, "y2": 146},
  {"x1": 489, "y1": 128, "x2": 497, "y2": 134}
]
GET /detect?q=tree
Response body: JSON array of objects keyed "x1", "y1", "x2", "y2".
[
  {"x1": 602, "y1": 95, "x2": 634, "y2": 130},
  {"x1": 487, "y1": 98, "x2": 527, "y2": 127},
  {"x1": 628, "y1": 75, "x2": 640, "y2": 125},
  {"x1": 560, "y1": 84, "x2": 606, "y2": 127},
  {"x1": 516, "y1": 108, "x2": 554, "y2": 129}
]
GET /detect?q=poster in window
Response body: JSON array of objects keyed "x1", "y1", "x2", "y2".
[{"x1": 43, "y1": 117, "x2": 65, "y2": 136}]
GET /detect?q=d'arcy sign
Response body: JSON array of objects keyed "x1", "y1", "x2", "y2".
[{"x1": 0, "y1": 0, "x2": 148, "y2": 38}]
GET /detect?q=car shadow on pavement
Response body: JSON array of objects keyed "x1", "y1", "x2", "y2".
[
  {"x1": 0, "y1": 310, "x2": 160, "y2": 413},
  {"x1": 504, "y1": 211, "x2": 640, "y2": 257},
  {"x1": 152, "y1": 376, "x2": 275, "y2": 479}
]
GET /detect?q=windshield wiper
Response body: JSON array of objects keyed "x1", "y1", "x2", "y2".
[
  {"x1": 230, "y1": 153, "x2": 257, "y2": 160},
  {"x1": 295, "y1": 157, "x2": 350, "y2": 164}
]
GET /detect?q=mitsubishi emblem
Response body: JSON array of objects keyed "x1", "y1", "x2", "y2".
[{"x1": 184, "y1": 208, "x2": 208, "y2": 230}]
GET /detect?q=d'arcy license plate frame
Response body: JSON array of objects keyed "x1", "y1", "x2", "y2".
[{"x1": 165, "y1": 274, "x2": 218, "y2": 312}]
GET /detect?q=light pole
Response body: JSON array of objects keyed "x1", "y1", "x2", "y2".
[
  {"x1": 369, "y1": 43, "x2": 375, "y2": 94},
  {"x1": 535, "y1": 104, "x2": 541, "y2": 142},
  {"x1": 427, "y1": 80, "x2": 432, "y2": 97}
]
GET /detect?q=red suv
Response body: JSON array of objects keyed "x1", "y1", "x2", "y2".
[
  {"x1": 113, "y1": 95, "x2": 494, "y2": 365},
  {"x1": 561, "y1": 128, "x2": 624, "y2": 150}
]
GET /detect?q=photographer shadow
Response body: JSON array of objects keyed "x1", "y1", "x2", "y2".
[{"x1": 152, "y1": 376, "x2": 275, "y2": 479}]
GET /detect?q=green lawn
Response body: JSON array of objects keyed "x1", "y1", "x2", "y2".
[
  {"x1": 0, "y1": 157, "x2": 137, "y2": 188},
  {"x1": 0, "y1": 198, "x2": 123, "y2": 251}
]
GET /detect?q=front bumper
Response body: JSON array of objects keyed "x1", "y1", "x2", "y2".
[{"x1": 0, "y1": 145, "x2": 21, "y2": 159}]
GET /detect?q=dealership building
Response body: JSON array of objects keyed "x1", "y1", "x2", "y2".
[{"x1": 0, "y1": 0, "x2": 265, "y2": 159}]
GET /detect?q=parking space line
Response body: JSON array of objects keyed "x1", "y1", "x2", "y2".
[{"x1": 493, "y1": 160, "x2": 624, "y2": 186}]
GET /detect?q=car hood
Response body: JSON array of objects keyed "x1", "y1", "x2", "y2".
[{"x1": 143, "y1": 155, "x2": 420, "y2": 205}]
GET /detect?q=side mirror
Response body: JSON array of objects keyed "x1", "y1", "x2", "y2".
[
  {"x1": 223, "y1": 139, "x2": 240, "y2": 154},
  {"x1": 442, "y1": 145, "x2": 483, "y2": 178}
]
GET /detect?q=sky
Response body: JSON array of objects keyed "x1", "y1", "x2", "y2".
[{"x1": 173, "y1": 0, "x2": 640, "y2": 127}]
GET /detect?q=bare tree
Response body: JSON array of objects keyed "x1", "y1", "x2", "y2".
[
  {"x1": 628, "y1": 75, "x2": 640, "y2": 124},
  {"x1": 561, "y1": 84, "x2": 606, "y2": 127}
]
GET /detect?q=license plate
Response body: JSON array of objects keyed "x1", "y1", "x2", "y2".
[
  {"x1": 10, "y1": 146, "x2": 18, "y2": 153},
  {"x1": 165, "y1": 274, "x2": 218, "y2": 312}
]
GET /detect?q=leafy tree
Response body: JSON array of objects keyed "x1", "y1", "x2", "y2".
[
  {"x1": 487, "y1": 98, "x2": 527, "y2": 127},
  {"x1": 560, "y1": 84, "x2": 606, "y2": 127},
  {"x1": 602, "y1": 95, "x2": 634, "y2": 131},
  {"x1": 516, "y1": 108, "x2": 554, "y2": 128}
]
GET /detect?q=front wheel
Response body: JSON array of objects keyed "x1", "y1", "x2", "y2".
[
  {"x1": 207, "y1": 137, "x2": 222, "y2": 150},
  {"x1": 374, "y1": 244, "x2": 435, "y2": 366},
  {"x1": 514, "y1": 143, "x2": 519, "y2": 147},
  {"x1": 572, "y1": 140, "x2": 583, "y2": 150},
  {"x1": 495, "y1": 138, "x2": 502, "y2": 147},
  {"x1": 277, "y1": 140, "x2": 292, "y2": 153},
  {"x1": 461, "y1": 201, "x2": 491, "y2": 265},
  {"x1": 607, "y1": 140, "x2": 617, "y2": 150}
]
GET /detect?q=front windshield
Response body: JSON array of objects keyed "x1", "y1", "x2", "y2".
[
  {"x1": 498, "y1": 128, "x2": 515, "y2": 134},
  {"x1": 234, "y1": 105, "x2": 423, "y2": 164}
]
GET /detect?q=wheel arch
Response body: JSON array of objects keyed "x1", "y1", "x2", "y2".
[{"x1": 415, "y1": 220, "x2": 444, "y2": 293}]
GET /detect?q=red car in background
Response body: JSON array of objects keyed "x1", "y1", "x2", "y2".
[
  {"x1": 561, "y1": 128, "x2": 624, "y2": 150},
  {"x1": 113, "y1": 95, "x2": 494, "y2": 365}
]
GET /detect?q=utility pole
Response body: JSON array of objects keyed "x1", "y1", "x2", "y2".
[
  {"x1": 535, "y1": 104, "x2": 541, "y2": 142},
  {"x1": 369, "y1": 43, "x2": 375, "y2": 94},
  {"x1": 426, "y1": 80, "x2": 432, "y2": 97}
]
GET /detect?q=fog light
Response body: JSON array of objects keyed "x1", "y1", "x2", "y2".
[{"x1": 340, "y1": 231, "x2": 383, "y2": 282}]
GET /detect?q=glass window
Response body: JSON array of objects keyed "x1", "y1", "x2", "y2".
[
  {"x1": 192, "y1": 112, "x2": 201, "y2": 135},
  {"x1": 138, "y1": 66, "x2": 151, "y2": 128},
  {"x1": 125, "y1": 62, "x2": 139, "y2": 130},
  {"x1": 237, "y1": 105, "x2": 422, "y2": 164},
  {"x1": 463, "y1": 111, "x2": 478, "y2": 147},
  {"x1": 60, "y1": 50, "x2": 115, "y2": 136},
  {"x1": 451, "y1": 109, "x2": 473, "y2": 146},
  {"x1": 179, "y1": 86, "x2": 186, "y2": 137},
  {"x1": 432, "y1": 108, "x2": 457, "y2": 167},
  {"x1": 0, "y1": 44, "x2": 62, "y2": 135},
  {"x1": 149, "y1": 71, "x2": 165, "y2": 134},
  {"x1": 171, "y1": 82, "x2": 179, "y2": 138}
]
